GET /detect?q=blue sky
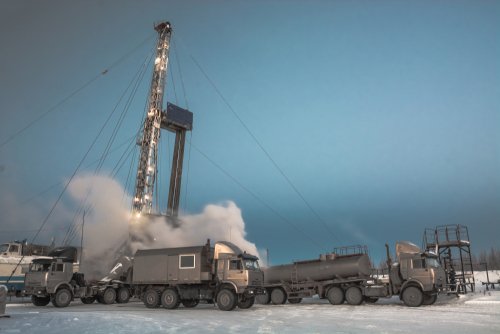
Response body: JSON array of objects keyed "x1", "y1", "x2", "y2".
[{"x1": 0, "y1": 0, "x2": 499, "y2": 264}]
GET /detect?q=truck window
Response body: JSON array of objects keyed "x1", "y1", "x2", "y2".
[
  {"x1": 179, "y1": 255, "x2": 195, "y2": 269},
  {"x1": 51, "y1": 263, "x2": 64, "y2": 272},
  {"x1": 412, "y1": 258, "x2": 425, "y2": 269},
  {"x1": 0, "y1": 244, "x2": 9, "y2": 253},
  {"x1": 426, "y1": 258, "x2": 440, "y2": 268},
  {"x1": 30, "y1": 262, "x2": 50, "y2": 272},
  {"x1": 8, "y1": 245, "x2": 19, "y2": 253},
  {"x1": 243, "y1": 259, "x2": 259, "y2": 270},
  {"x1": 229, "y1": 260, "x2": 242, "y2": 270}
]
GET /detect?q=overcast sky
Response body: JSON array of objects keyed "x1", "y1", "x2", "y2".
[{"x1": 0, "y1": 0, "x2": 499, "y2": 264}]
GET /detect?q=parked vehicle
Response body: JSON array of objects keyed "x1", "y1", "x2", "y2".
[
  {"x1": 0, "y1": 240, "x2": 53, "y2": 296},
  {"x1": 258, "y1": 242, "x2": 446, "y2": 307},
  {"x1": 24, "y1": 240, "x2": 264, "y2": 311}
]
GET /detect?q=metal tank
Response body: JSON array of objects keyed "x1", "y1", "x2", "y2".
[{"x1": 264, "y1": 253, "x2": 371, "y2": 284}]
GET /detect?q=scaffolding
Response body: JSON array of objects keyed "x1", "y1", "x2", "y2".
[{"x1": 422, "y1": 224, "x2": 475, "y2": 294}]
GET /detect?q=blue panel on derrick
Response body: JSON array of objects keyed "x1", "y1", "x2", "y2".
[{"x1": 162, "y1": 102, "x2": 193, "y2": 131}]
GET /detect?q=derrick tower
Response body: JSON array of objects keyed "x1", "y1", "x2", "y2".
[{"x1": 132, "y1": 22, "x2": 193, "y2": 232}]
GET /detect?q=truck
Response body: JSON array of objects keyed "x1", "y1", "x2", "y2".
[
  {"x1": 0, "y1": 240, "x2": 53, "y2": 296},
  {"x1": 258, "y1": 241, "x2": 446, "y2": 307},
  {"x1": 23, "y1": 246, "x2": 124, "y2": 307},
  {"x1": 24, "y1": 240, "x2": 264, "y2": 311}
]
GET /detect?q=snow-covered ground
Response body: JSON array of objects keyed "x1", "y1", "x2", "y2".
[{"x1": 2, "y1": 272, "x2": 500, "y2": 334}]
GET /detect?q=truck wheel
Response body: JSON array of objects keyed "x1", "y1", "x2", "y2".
[
  {"x1": 256, "y1": 291, "x2": 271, "y2": 304},
  {"x1": 51, "y1": 288, "x2": 72, "y2": 308},
  {"x1": 181, "y1": 299, "x2": 199, "y2": 308},
  {"x1": 217, "y1": 289, "x2": 238, "y2": 311},
  {"x1": 422, "y1": 293, "x2": 437, "y2": 305},
  {"x1": 102, "y1": 287, "x2": 116, "y2": 305},
  {"x1": 402, "y1": 286, "x2": 424, "y2": 307},
  {"x1": 271, "y1": 288, "x2": 287, "y2": 305},
  {"x1": 116, "y1": 287, "x2": 130, "y2": 304},
  {"x1": 288, "y1": 298, "x2": 302, "y2": 304},
  {"x1": 144, "y1": 288, "x2": 160, "y2": 308},
  {"x1": 31, "y1": 295, "x2": 50, "y2": 306},
  {"x1": 238, "y1": 296, "x2": 255, "y2": 309},
  {"x1": 81, "y1": 297, "x2": 96, "y2": 304},
  {"x1": 161, "y1": 288, "x2": 180, "y2": 309},
  {"x1": 345, "y1": 286, "x2": 363, "y2": 305},
  {"x1": 327, "y1": 286, "x2": 344, "y2": 305}
]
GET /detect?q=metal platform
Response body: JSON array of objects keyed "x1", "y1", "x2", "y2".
[{"x1": 423, "y1": 225, "x2": 475, "y2": 294}]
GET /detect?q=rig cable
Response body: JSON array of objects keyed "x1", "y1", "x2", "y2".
[
  {"x1": 188, "y1": 140, "x2": 325, "y2": 251},
  {"x1": 188, "y1": 53, "x2": 341, "y2": 245},
  {"x1": 0, "y1": 34, "x2": 155, "y2": 150}
]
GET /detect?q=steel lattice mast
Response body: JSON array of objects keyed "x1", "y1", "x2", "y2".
[{"x1": 132, "y1": 22, "x2": 172, "y2": 216}]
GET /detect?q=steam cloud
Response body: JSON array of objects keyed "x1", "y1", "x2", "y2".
[{"x1": 68, "y1": 174, "x2": 260, "y2": 280}]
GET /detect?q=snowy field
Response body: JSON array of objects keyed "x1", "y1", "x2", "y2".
[{"x1": 1, "y1": 272, "x2": 500, "y2": 334}]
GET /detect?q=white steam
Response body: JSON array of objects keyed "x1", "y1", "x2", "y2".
[
  {"x1": 67, "y1": 174, "x2": 260, "y2": 279},
  {"x1": 134, "y1": 201, "x2": 259, "y2": 257}
]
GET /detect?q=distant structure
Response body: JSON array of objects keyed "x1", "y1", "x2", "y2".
[
  {"x1": 422, "y1": 224, "x2": 475, "y2": 294},
  {"x1": 131, "y1": 22, "x2": 193, "y2": 238}
]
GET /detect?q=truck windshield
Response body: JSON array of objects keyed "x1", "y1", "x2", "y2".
[
  {"x1": 426, "y1": 257, "x2": 440, "y2": 268},
  {"x1": 243, "y1": 259, "x2": 260, "y2": 270},
  {"x1": 30, "y1": 262, "x2": 51, "y2": 272},
  {"x1": 0, "y1": 244, "x2": 9, "y2": 253}
]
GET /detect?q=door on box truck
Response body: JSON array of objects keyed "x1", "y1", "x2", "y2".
[
  {"x1": 167, "y1": 255, "x2": 178, "y2": 281},
  {"x1": 225, "y1": 259, "x2": 246, "y2": 287}
]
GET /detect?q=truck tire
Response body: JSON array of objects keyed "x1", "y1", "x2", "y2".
[
  {"x1": 345, "y1": 286, "x2": 363, "y2": 305},
  {"x1": 288, "y1": 298, "x2": 302, "y2": 304},
  {"x1": 161, "y1": 288, "x2": 180, "y2": 309},
  {"x1": 402, "y1": 286, "x2": 423, "y2": 307},
  {"x1": 238, "y1": 296, "x2": 255, "y2": 309},
  {"x1": 51, "y1": 288, "x2": 72, "y2": 308},
  {"x1": 271, "y1": 288, "x2": 287, "y2": 305},
  {"x1": 116, "y1": 287, "x2": 130, "y2": 304},
  {"x1": 217, "y1": 289, "x2": 238, "y2": 311},
  {"x1": 181, "y1": 299, "x2": 199, "y2": 308},
  {"x1": 101, "y1": 287, "x2": 117, "y2": 305},
  {"x1": 422, "y1": 293, "x2": 437, "y2": 305},
  {"x1": 31, "y1": 295, "x2": 50, "y2": 306},
  {"x1": 327, "y1": 286, "x2": 344, "y2": 305},
  {"x1": 256, "y1": 291, "x2": 271, "y2": 304},
  {"x1": 144, "y1": 288, "x2": 160, "y2": 308},
  {"x1": 81, "y1": 297, "x2": 96, "y2": 304}
]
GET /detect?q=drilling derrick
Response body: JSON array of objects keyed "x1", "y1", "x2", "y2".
[
  {"x1": 132, "y1": 22, "x2": 172, "y2": 217},
  {"x1": 130, "y1": 22, "x2": 193, "y2": 242}
]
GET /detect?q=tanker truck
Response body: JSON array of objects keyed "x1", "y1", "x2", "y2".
[
  {"x1": 24, "y1": 240, "x2": 264, "y2": 311},
  {"x1": 258, "y1": 242, "x2": 445, "y2": 307}
]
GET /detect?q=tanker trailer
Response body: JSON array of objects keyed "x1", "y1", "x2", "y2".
[{"x1": 258, "y1": 242, "x2": 445, "y2": 307}]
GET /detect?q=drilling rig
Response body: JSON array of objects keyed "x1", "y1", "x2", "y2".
[{"x1": 130, "y1": 21, "x2": 193, "y2": 241}]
